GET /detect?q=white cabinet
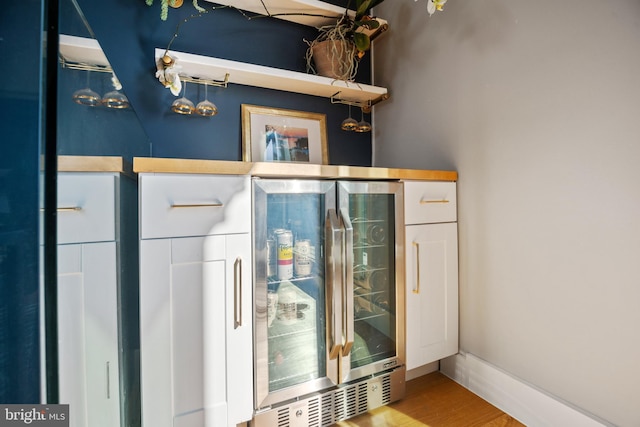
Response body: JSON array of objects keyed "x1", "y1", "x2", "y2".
[
  {"x1": 138, "y1": 173, "x2": 252, "y2": 427},
  {"x1": 403, "y1": 181, "x2": 458, "y2": 371},
  {"x1": 56, "y1": 171, "x2": 138, "y2": 427}
]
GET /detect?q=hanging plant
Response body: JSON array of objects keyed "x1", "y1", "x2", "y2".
[
  {"x1": 306, "y1": 0, "x2": 447, "y2": 80},
  {"x1": 145, "y1": 0, "x2": 205, "y2": 21}
]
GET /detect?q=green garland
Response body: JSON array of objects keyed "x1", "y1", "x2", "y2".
[{"x1": 145, "y1": 0, "x2": 205, "y2": 21}]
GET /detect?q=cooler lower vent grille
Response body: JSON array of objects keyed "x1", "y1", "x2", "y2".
[
  {"x1": 318, "y1": 373, "x2": 394, "y2": 426},
  {"x1": 357, "y1": 382, "x2": 368, "y2": 413},
  {"x1": 382, "y1": 375, "x2": 392, "y2": 404},
  {"x1": 257, "y1": 371, "x2": 402, "y2": 427},
  {"x1": 277, "y1": 407, "x2": 289, "y2": 427},
  {"x1": 308, "y1": 397, "x2": 321, "y2": 427}
]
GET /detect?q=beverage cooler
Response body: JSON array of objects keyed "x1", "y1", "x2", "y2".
[{"x1": 252, "y1": 179, "x2": 406, "y2": 427}]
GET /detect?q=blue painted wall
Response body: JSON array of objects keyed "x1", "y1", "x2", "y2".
[
  {"x1": 61, "y1": 0, "x2": 373, "y2": 166},
  {"x1": 0, "y1": 0, "x2": 43, "y2": 403}
]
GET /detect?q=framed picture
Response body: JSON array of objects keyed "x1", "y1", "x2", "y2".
[{"x1": 241, "y1": 104, "x2": 329, "y2": 164}]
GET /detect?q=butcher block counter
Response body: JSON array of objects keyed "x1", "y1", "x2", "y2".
[{"x1": 132, "y1": 157, "x2": 458, "y2": 181}]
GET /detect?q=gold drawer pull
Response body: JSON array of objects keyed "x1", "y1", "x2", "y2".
[
  {"x1": 57, "y1": 206, "x2": 82, "y2": 212},
  {"x1": 170, "y1": 202, "x2": 224, "y2": 208},
  {"x1": 420, "y1": 199, "x2": 449, "y2": 204}
]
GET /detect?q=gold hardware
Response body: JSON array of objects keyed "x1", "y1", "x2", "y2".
[
  {"x1": 234, "y1": 257, "x2": 242, "y2": 329},
  {"x1": 413, "y1": 242, "x2": 420, "y2": 294},
  {"x1": 179, "y1": 73, "x2": 230, "y2": 89},
  {"x1": 170, "y1": 202, "x2": 223, "y2": 208},
  {"x1": 419, "y1": 199, "x2": 449, "y2": 204},
  {"x1": 330, "y1": 92, "x2": 390, "y2": 113}
]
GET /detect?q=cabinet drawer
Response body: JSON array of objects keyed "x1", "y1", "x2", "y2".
[
  {"x1": 140, "y1": 174, "x2": 251, "y2": 239},
  {"x1": 57, "y1": 173, "x2": 116, "y2": 244},
  {"x1": 404, "y1": 181, "x2": 457, "y2": 224}
]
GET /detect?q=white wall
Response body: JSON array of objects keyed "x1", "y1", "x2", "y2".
[{"x1": 373, "y1": 1, "x2": 640, "y2": 426}]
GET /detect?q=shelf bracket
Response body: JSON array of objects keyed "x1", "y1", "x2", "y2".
[
  {"x1": 59, "y1": 56, "x2": 113, "y2": 74},
  {"x1": 179, "y1": 73, "x2": 230, "y2": 89},
  {"x1": 330, "y1": 92, "x2": 389, "y2": 113}
]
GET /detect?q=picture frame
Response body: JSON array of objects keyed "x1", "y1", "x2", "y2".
[{"x1": 241, "y1": 104, "x2": 329, "y2": 164}]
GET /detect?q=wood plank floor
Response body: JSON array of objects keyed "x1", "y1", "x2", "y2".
[{"x1": 333, "y1": 372, "x2": 526, "y2": 427}]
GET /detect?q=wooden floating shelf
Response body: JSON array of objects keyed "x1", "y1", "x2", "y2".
[
  {"x1": 156, "y1": 48, "x2": 389, "y2": 105},
  {"x1": 59, "y1": 30, "x2": 390, "y2": 106},
  {"x1": 59, "y1": 34, "x2": 110, "y2": 68}
]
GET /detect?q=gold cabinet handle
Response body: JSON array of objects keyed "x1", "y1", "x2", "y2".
[
  {"x1": 420, "y1": 199, "x2": 449, "y2": 204},
  {"x1": 39, "y1": 206, "x2": 82, "y2": 212},
  {"x1": 413, "y1": 241, "x2": 420, "y2": 294},
  {"x1": 170, "y1": 202, "x2": 224, "y2": 208}
]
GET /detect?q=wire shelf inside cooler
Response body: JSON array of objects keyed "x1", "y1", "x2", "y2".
[{"x1": 268, "y1": 281, "x2": 325, "y2": 392}]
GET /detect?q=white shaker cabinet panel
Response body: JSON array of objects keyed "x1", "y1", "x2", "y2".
[
  {"x1": 55, "y1": 170, "x2": 137, "y2": 427},
  {"x1": 139, "y1": 174, "x2": 251, "y2": 239},
  {"x1": 56, "y1": 173, "x2": 116, "y2": 244},
  {"x1": 404, "y1": 181, "x2": 457, "y2": 225},
  {"x1": 203, "y1": 233, "x2": 253, "y2": 427},
  {"x1": 139, "y1": 174, "x2": 253, "y2": 427},
  {"x1": 140, "y1": 237, "x2": 208, "y2": 425},
  {"x1": 58, "y1": 242, "x2": 120, "y2": 427},
  {"x1": 403, "y1": 180, "x2": 459, "y2": 374},
  {"x1": 405, "y1": 222, "x2": 459, "y2": 369},
  {"x1": 139, "y1": 239, "x2": 173, "y2": 427}
]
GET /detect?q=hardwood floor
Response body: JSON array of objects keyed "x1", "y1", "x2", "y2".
[{"x1": 333, "y1": 372, "x2": 526, "y2": 427}]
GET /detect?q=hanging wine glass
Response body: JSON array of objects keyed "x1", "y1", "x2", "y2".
[
  {"x1": 341, "y1": 104, "x2": 358, "y2": 131},
  {"x1": 355, "y1": 109, "x2": 372, "y2": 133},
  {"x1": 102, "y1": 90, "x2": 130, "y2": 109},
  {"x1": 195, "y1": 82, "x2": 218, "y2": 117},
  {"x1": 171, "y1": 80, "x2": 194, "y2": 114},
  {"x1": 101, "y1": 71, "x2": 129, "y2": 109},
  {"x1": 72, "y1": 70, "x2": 101, "y2": 106}
]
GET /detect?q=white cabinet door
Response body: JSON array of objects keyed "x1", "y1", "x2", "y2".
[
  {"x1": 140, "y1": 234, "x2": 253, "y2": 427},
  {"x1": 58, "y1": 242, "x2": 121, "y2": 427},
  {"x1": 139, "y1": 173, "x2": 253, "y2": 427},
  {"x1": 203, "y1": 233, "x2": 253, "y2": 427},
  {"x1": 405, "y1": 223, "x2": 458, "y2": 370}
]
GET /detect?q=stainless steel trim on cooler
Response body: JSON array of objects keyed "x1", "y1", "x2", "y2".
[
  {"x1": 339, "y1": 208, "x2": 354, "y2": 380},
  {"x1": 252, "y1": 178, "x2": 406, "y2": 413},
  {"x1": 337, "y1": 181, "x2": 406, "y2": 384},
  {"x1": 253, "y1": 179, "x2": 337, "y2": 409},
  {"x1": 325, "y1": 208, "x2": 343, "y2": 386}
]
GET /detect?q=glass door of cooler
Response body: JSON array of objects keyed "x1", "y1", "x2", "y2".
[
  {"x1": 253, "y1": 179, "x2": 336, "y2": 409},
  {"x1": 338, "y1": 181, "x2": 406, "y2": 381}
]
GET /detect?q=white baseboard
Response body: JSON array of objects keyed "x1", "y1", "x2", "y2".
[{"x1": 440, "y1": 352, "x2": 611, "y2": 427}]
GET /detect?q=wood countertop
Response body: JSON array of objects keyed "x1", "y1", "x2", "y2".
[
  {"x1": 132, "y1": 157, "x2": 457, "y2": 181},
  {"x1": 57, "y1": 155, "x2": 133, "y2": 176}
]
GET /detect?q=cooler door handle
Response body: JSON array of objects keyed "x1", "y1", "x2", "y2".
[
  {"x1": 340, "y1": 208, "x2": 354, "y2": 358},
  {"x1": 326, "y1": 209, "x2": 343, "y2": 361}
]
